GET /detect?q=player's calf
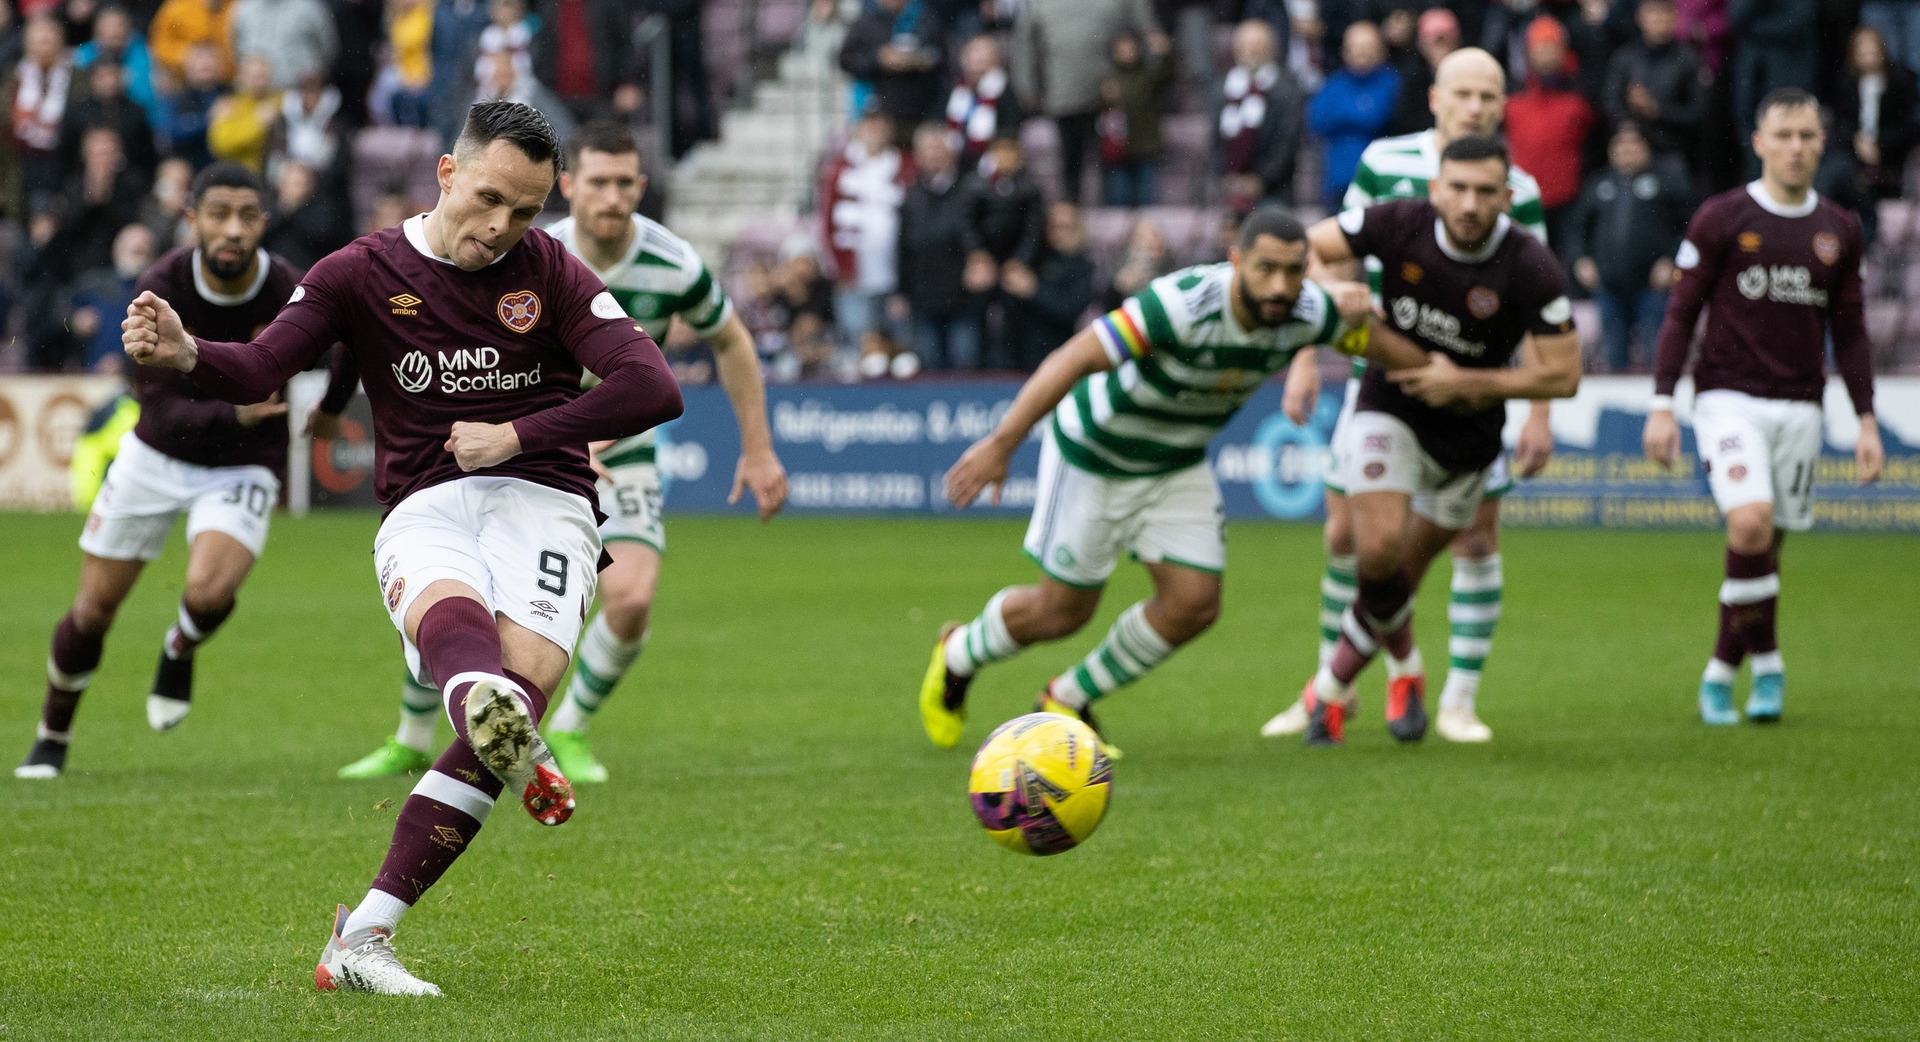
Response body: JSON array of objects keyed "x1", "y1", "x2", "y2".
[
  {"x1": 15, "y1": 613, "x2": 107, "y2": 778},
  {"x1": 147, "y1": 597, "x2": 235, "y2": 732}
]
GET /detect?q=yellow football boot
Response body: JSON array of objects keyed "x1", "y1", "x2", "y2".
[
  {"x1": 1036, "y1": 689, "x2": 1123, "y2": 761},
  {"x1": 919, "y1": 622, "x2": 969, "y2": 748}
]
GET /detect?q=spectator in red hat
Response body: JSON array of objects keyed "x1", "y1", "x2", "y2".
[{"x1": 1505, "y1": 15, "x2": 1594, "y2": 260}]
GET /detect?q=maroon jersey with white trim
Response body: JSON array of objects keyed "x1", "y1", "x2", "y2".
[
  {"x1": 180, "y1": 216, "x2": 682, "y2": 510},
  {"x1": 129, "y1": 247, "x2": 303, "y2": 471},
  {"x1": 1654, "y1": 184, "x2": 1874, "y2": 414},
  {"x1": 1338, "y1": 198, "x2": 1574, "y2": 471}
]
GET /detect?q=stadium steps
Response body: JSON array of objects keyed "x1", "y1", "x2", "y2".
[{"x1": 667, "y1": 22, "x2": 849, "y2": 269}]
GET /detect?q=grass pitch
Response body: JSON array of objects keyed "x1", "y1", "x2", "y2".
[{"x1": 1, "y1": 511, "x2": 1916, "y2": 1040}]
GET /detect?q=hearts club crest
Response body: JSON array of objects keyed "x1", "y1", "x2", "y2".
[{"x1": 498, "y1": 291, "x2": 541, "y2": 333}]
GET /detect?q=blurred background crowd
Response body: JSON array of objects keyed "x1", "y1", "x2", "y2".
[{"x1": 4, "y1": 0, "x2": 1918, "y2": 382}]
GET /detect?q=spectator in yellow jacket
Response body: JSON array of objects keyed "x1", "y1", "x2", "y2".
[
  {"x1": 149, "y1": 0, "x2": 234, "y2": 82},
  {"x1": 206, "y1": 55, "x2": 278, "y2": 171}
]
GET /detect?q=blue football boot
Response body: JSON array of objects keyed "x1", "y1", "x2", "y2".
[
  {"x1": 1698, "y1": 676, "x2": 1739, "y2": 726},
  {"x1": 1745, "y1": 672, "x2": 1784, "y2": 723}
]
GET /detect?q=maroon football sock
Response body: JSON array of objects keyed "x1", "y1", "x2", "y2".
[
  {"x1": 416, "y1": 596, "x2": 504, "y2": 735},
  {"x1": 1711, "y1": 600, "x2": 1746, "y2": 667},
  {"x1": 1722, "y1": 547, "x2": 1780, "y2": 658},
  {"x1": 163, "y1": 598, "x2": 235, "y2": 660},
  {"x1": 1357, "y1": 570, "x2": 1415, "y2": 660},
  {"x1": 368, "y1": 741, "x2": 503, "y2": 904},
  {"x1": 42, "y1": 613, "x2": 106, "y2": 737}
]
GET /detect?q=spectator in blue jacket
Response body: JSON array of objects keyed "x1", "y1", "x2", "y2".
[
  {"x1": 74, "y1": 7, "x2": 160, "y2": 130},
  {"x1": 1308, "y1": 20, "x2": 1400, "y2": 207}
]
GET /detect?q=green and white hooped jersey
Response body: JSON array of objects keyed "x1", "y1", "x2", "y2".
[
  {"x1": 1343, "y1": 130, "x2": 1549, "y2": 377},
  {"x1": 548, "y1": 212, "x2": 734, "y2": 468},
  {"x1": 1058, "y1": 263, "x2": 1345, "y2": 479}
]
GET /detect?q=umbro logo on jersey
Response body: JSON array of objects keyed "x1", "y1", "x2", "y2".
[{"x1": 389, "y1": 293, "x2": 422, "y2": 315}]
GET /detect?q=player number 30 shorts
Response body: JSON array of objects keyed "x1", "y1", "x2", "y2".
[
  {"x1": 374, "y1": 475, "x2": 602, "y2": 686},
  {"x1": 80, "y1": 432, "x2": 278, "y2": 562}
]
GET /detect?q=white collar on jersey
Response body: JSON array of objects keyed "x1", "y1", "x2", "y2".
[
  {"x1": 1433, "y1": 214, "x2": 1511, "y2": 263},
  {"x1": 190, "y1": 248, "x2": 271, "y2": 306},
  {"x1": 403, "y1": 212, "x2": 515, "y2": 267},
  {"x1": 1746, "y1": 180, "x2": 1820, "y2": 218},
  {"x1": 554, "y1": 213, "x2": 646, "y2": 282}
]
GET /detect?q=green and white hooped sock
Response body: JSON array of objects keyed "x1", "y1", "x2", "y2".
[
  {"x1": 1441, "y1": 554, "x2": 1502, "y2": 713},
  {"x1": 1050, "y1": 602, "x2": 1175, "y2": 710},
  {"x1": 551, "y1": 613, "x2": 646, "y2": 734},
  {"x1": 396, "y1": 673, "x2": 441, "y2": 753},
  {"x1": 945, "y1": 588, "x2": 1024, "y2": 678},
  {"x1": 1319, "y1": 554, "x2": 1358, "y2": 669}
]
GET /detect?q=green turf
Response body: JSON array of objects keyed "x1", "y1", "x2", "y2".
[{"x1": 2, "y1": 511, "x2": 1916, "y2": 1040}]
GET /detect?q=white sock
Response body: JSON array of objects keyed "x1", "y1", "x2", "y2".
[
  {"x1": 1749, "y1": 651, "x2": 1784, "y2": 676},
  {"x1": 1703, "y1": 658, "x2": 1738, "y2": 685},
  {"x1": 341, "y1": 888, "x2": 411, "y2": 947},
  {"x1": 396, "y1": 674, "x2": 440, "y2": 753},
  {"x1": 554, "y1": 614, "x2": 646, "y2": 734},
  {"x1": 945, "y1": 588, "x2": 1024, "y2": 678},
  {"x1": 1386, "y1": 646, "x2": 1424, "y2": 680},
  {"x1": 1312, "y1": 665, "x2": 1351, "y2": 704}
]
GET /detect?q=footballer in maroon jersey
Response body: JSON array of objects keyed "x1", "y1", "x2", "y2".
[
  {"x1": 17, "y1": 163, "x2": 306, "y2": 780},
  {"x1": 1643, "y1": 88, "x2": 1884, "y2": 727},
  {"x1": 124, "y1": 102, "x2": 683, "y2": 997},
  {"x1": 1291, "y1": 136, "x2": 1582, "y2": 748}
]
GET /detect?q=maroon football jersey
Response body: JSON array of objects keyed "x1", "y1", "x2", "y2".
[
  {"x1": 129, "y1": 247, "x2": 304, "y2": 471},
  {"x1": 1338, "y1": 198, "x2": 1574, "y2": 472},
  {"x1": 1654, "y1": 184, "x2": 1874, "y2": 415},
  {"x1": 182, "y1": 215, "x2": 680, "y2": 509}
]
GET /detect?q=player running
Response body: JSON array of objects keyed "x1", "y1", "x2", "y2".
[
  {"x1": 122, "y1": 101, "x2": 682, "y2": 996},
  {"x1": 1642, "y1": 87, "x2": 1882, "y2": 725},
  {"x1": 337, "y1": 120, "x2": 789, "y2": 783},
  {"x1": 919, "y1": 207, "x2": 1412, "y2": 754},
  {"x1": 17, "y1": 163, "x2": 305, "y2": 779},
  {"x1": 1284, "y1": 135, "x2": 1581, "y2": 747},
  {"x1": 1263, "y1": 47, "x2": 1555, "y2": 743}
]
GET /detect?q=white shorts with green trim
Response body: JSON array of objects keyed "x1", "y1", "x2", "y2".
[
  {"x1": 1342, "y1": 410, "x2": 1490, "y2": 532},
  {"x1": 80, "y1": 432, "x2": 277, "y2": 562},
  {"x1": 1691, "y1": 389, "x2": 1822, "y2": 532},
  {"x1": 597, "y1": 462, "x2": 665, "y2": 553},
  {"x1": 375, "y1": 475, "x2": 601, "y2": 686},
  {"x1": 1023, "y1": 429, "x2": 1225, "y2": 588}
]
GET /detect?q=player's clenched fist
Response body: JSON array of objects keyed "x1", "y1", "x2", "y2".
[
  {"x1": 122, "y1": 290, "x2": 198, "y2": 371},
  {"x1": 446, "y1": 421, "x2": 522, "y2": 471},
  {"x1": 1642, "y1": 408, "x2": 1680, "y2": 470}
]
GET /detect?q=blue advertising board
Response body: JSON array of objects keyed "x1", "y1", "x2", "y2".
[{"x1": 655, "y1": 376, "x2": 1920, "y2": 530}]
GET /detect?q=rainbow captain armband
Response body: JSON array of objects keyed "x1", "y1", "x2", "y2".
[
  {"x1": 1094, "y1": 306, "x2": 1151, "y2": 362},
  {"x1": 1331, "y1": 322, "x2": 1371, "y2": 358}
]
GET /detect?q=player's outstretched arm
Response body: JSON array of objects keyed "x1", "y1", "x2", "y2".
[
  {"x1": 709, "y1": 313, "x2": 789, "y2": 521},
  {"x1": 1390, "y1": 330, "x2": 1581, "y2": 407},
  {"x1": 944, "y1": 327, "x2": 1113, "y2": 509},
  {"x1": 1307, "y1": 216, "x2": 1357, "y2": 269},
  {"x1": 1282, "y1": 347, "x2": 1322, "y2": 425}
]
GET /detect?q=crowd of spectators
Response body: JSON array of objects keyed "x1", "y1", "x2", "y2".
[
  {"x1": 787, "y1": 0, "x2": 1920, "y2": 379},
  {"x1": 5, "y1": 0, "x2": 717, "y2": 372},
  {"x1": 9, "y1": 0, "x2": 1920, "y2": 379}
]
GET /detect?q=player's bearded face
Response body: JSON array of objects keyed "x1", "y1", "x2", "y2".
[
  {"x1": 1431, "y1": 159, "x2": 1510, "y2": 251},
  {"x1": 191, "y1": 186, "x2": 266, "y2": 281},
  {"x1": 434, "y1": 141, "x2": 557, "y2": 271},
  {"x1": 1232, "y1": 236, "x2": 1307, "y2": 327},
  {"x1": 561, "y1": 149, "x2": 646, "y2": 244}
]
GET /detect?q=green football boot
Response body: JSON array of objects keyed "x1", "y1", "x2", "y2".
[
  {"x1": 545, "y1": 730, "x2": 609, "y2": 784},
  {"x1": 337, "y1": 737, "x2": 433, "y2": 779}
]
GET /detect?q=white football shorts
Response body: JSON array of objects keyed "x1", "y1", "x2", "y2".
[
  {"x1": 1325, "y1": 377, "x2": 1514, "y2": 498},
  {"x1": 1023, "y1": 429, "x2": 1226, "y2": 588},
  {"x1": 1691, "y1": 389, "x2": 1823, "y2": 532},
  {"x1": 375, "y1": 475, "x2": 602, "y2": 686},
  {"x1": 1341, "y1": 410, "x2": 1490, "y2": 531},
  {"x1": 598, "y1": 462, "x2": 665, "y2": 553},
  {"x1": 79, "y1": 432, "x2": 278, "y2": 562}
]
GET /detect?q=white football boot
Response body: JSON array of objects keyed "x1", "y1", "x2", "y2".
[
  {"x1": 464, "y1": 677, "x2": 574, "y2": 826},
  {"x1": 1435, "y1": 705, "x2": 1493, "y2": 743},
  {"x1": 146, "y1": 695, "x2": 191, "y2": 731},
  {"x1": 315, "y1": 904, "x2": 442, "y2": 997}
]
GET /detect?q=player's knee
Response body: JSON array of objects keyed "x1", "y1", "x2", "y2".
[
  {"x1": 1726, "y1": 513, "x2": 1774, "y2": 555},
  {"x1": 1355, "y1": 529, "x2": 1401, "y2": 576},
  {"x1": 1176, "y1": 594, "x2": 1222, "y2": 638},
  {"x1": 182, "y1": 581, "x2": 235, "y2": 618},
  {"x1": 1324, "y1": 515, "x2": 1354, "y2": 557},
  {"x1": 68, "y1": 598, "x2": 117, "y2": 635},
  {"x1": 600, "y1": 598, "x2": 652, "y2": 641}
]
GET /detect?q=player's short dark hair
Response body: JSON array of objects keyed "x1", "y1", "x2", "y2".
[
  {"x1": 189, "y1": 161, "x2": 267, "y2": 207},
  {"x1": 1756, "y1": 86, "x2": 1819, "y2": 124},
  {"x1": 456, "y1": 99, "x2": 564, "y2": 173},
  {"x1": 566, "y1": 119, "x2": 641, "y2": 171},
  {"x1": 1237, "y1": 205, "x2": 1306, "y2": 250},
  {"x1": 1440, "y1": 134, "x2": 1510, "y2": 171}
]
